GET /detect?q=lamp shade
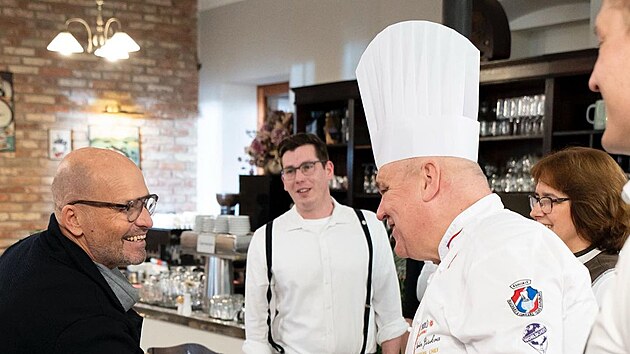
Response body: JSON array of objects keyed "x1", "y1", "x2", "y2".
[
  {"x1": 94, "y1": 43, "x2": 130, "y2": 61},
  {"x1": 47, "y1": 32, "x2": 84, "y2": 55},
  {"x1": 107, "y1": 32, "x2": 140, "y2": 52}
]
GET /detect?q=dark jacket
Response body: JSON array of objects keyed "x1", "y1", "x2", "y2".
[{"x1": 0, "y1": 214, "x2": 143, "y2": 354}]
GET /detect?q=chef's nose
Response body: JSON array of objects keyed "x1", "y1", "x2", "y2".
[{"x1": 376, "y1": 202, "x2": 387, "y2": 222}]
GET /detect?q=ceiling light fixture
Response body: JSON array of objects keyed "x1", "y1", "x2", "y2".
[{"x1": 46, "y1": 0, "x2": 140, "y2": 61}]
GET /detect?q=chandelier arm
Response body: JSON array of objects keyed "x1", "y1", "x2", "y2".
[
  {"x1": 65, "y1": 18, "x2": 93, "y2": 53},
  {"x1": 103, "y1": 17, "x2": 122, "y2": 40}
]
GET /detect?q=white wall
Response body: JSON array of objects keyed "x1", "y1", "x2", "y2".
[
  {"x1": 505, "y1": 0, "x2": 599, "y2": 59},
  {"x1": 196, "y1": 0, "x2": 443, "y2": 213}
]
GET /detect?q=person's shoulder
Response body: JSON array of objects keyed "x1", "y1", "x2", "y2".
[
  {"x1": 0, "y1": 231, "x2": 41, "y2": 258},
  {"x1": 475, "y1": 209, "x2": 549, "y2": 239},
  {"x1": 468, "y1": 210, "x2": 575, "y2": 260},
  {"x1": 252, "y1": 208, "x2": 295, "y2": 236}
]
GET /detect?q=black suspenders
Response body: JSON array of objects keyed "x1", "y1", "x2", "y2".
[
  {"x1": 264, "y1": 209, "x2": 374, "y2": 354},
  {"x1": 354, "y1": 208, "x2": 374, "y2": 354}
]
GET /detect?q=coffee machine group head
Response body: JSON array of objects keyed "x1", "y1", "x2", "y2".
[{"x1": 216, "y1": 193, "x2": 239, "y2": 215}]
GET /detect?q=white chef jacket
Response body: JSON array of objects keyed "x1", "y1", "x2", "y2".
[
  {"x1": 584, "y1": 180, "x2": 630, "y2": 354},
  {"x1": 406, "y1": 194, "x2": 598, "y2": 354},
  {"x1": 243, "y1": 198, "x2": 408, "y2": 354}
]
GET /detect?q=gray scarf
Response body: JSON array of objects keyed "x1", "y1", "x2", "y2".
[{"x1": 95, "y1": 263, "x2": 139, "y2": 312}]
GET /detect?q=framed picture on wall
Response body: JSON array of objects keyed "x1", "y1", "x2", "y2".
[
  {"x1": 0, "y1": 71, "x2": 15, "y2": 152},
  {"x1": 88, "y1": 125, "x2": 140, "y2": 167},
  {"x1": 48, "y1": 129, "x2": 72, "y2": 160}
]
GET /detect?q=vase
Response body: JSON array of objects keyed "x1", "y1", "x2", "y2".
[{"x1": 263, "y1": 160, "x2": 282, "y2": 175}]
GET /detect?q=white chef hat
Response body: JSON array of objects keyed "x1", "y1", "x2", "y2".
[{"x1": 356, "y1": 20, "x2": 480, "y2": 169}]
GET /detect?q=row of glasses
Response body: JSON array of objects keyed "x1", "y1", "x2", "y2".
[
  {"x1": 363, "y1": 164, "x2": 378, "y2": 194},
  {"x1": 481, "y1": 95, "x2": 546, "y2": 137},
  {"x1": 139, "y1": 266, "x2": 205, "y2": 310},
  {"x1": 484, "y1": 154, "x2": 540, "y2": 193}
]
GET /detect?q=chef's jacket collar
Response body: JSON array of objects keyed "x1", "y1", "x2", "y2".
[
  {"x1": 438, "y1": 193, "x2": 504, "y2": 261},
  {"x1": 284, "y1": 197, "x2": 354, "y2": 231}
]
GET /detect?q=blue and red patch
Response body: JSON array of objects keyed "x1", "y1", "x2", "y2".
[{"x1": 507, "y1": 279, "x2": 543, "y2": 317}]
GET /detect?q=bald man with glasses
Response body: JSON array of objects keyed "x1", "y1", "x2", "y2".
[
  {"x1": 243, "y1": 133, "x2": 407, "y2": 354},
  {"x1": 0, "y1": 147, "x2": 157, "y2": 354}
]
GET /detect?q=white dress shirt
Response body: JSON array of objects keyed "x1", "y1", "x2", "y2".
[
  {"x1": 584, "y1": 180, "x2": 630, "y2": 354},
  {"x1": 243, "y1": 199, "x2": 408, "y2": 354},
  {"x1": 406, "y1": 194, "x2": 598, "y2": 354}
]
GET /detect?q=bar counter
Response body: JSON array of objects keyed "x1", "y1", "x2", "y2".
[{"x1": 134, "y1": 302, "x2": 245, "y2": 339}]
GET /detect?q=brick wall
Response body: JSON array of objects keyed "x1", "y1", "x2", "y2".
[{"x1": 0, "y1": 0, "x2": 198, "y2": 248}]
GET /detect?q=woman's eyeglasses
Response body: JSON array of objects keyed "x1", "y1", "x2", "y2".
[{"x1": 528, "y1": 194, "x2": 570, "y2": 214}]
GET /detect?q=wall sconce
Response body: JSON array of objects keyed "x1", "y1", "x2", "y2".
[
  {"x1": 46, "y1": 0, "x2": 140, "y2": 61},
  {"x1": 104, "y1": 103, "x2": 143, "y2": 116}
]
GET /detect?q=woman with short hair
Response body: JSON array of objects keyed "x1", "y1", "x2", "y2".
[{"x1": 530, "y1": 146, "x2": 630, "y2": 304}]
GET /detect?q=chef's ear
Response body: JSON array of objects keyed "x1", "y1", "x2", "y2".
[
  {"x1": 419, "y1": 159, "x2": 440, "y2": 202},
  {"x1": 58, "y1": 205, "x2": 85, "y2": 238}
]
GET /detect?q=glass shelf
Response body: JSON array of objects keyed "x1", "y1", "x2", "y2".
[
  {"x1": 479, "y1": 134, "x2": 543, "y2": 142},
  {"x1": 552, "y1": 129, "x2": 604, "y2": 136}
]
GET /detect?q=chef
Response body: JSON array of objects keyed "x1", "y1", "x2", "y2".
[{"x1": 355, "y1": 20, "x2": 598, "y2": 353}]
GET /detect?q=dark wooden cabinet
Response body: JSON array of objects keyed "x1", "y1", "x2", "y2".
[
  {"x1": 292, "y1": 80, "x2": 380, "y2": 212},
  {"x1": 292, "y1": 49, "x2": 629, "y2": 214}
]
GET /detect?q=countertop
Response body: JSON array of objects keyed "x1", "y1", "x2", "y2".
[{"x1": 134, "y1": 302, "x2": 245, "y2": 339}]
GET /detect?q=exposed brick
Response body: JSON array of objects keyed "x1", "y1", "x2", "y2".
[
  {"x1": 11, "y1": 213, "x2": 44, "y2": 221},
  {"x1": 0, "y1": 0, "x2": 198, "y2": 237},
  {"x1": 58, "y1": 78, "x2": 87, "y2": 88},
  {"x1": 2, "y1": 7, "x2": 35, "y2": 19},
  {"x1": 145, "y1": 0, "x2": 173, "y2": 7},
  {"x1": 147, "y1": 84, "x2": 173, "y2": 93},
  {"x1": 24, "y1": 113, "x2": 56, "y2": 123},
  {"x1": 7, "y1": 65, "x2": 39, "y2": 74},
  {"x1": 40, "y1": 66, "x2": 73, "y2": 77},
  {"x1": 18, "y1": 140, "x2": 40, "y2": 149},
  {"x1": 3, "y1": 46, "x2": 36, "y2": 56},
  {"x1": 0, "y1": 0, "x2": 20, "y2": 7},
  {"x1": 23, "y1": 57, "x2": 53, "y2": 66},
  {"x1": 23, "y1": 94, "x2": 55, "y2": 104},
  {"x1": 132, "y1": 75, "x2": 160, "y2": 84}
]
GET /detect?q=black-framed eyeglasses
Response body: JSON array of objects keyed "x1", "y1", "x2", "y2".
[
  {"x1": 528, "y1": 194, "x2": 570, "y2": 214},
  {"x1": 281, "y1": 160, "x2": 326, "y2": 180},
  {"x1": 67, "y1": 194, "x2": 159, "y2": 222}
]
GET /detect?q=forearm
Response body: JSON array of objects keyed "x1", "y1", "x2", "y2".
[
  {"x1": 399, "y1": 318, "x2": 412, "y2": 353},
  {"x1": 381, "y1": 335, "x2": 403, "y2": 354}
]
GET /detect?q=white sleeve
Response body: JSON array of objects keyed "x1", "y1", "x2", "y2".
[
  {"x1": 366, "y1": 212, "x2": 409, "y2": 344},
  {"x1": 585, "y1": 244, "x2": 630, "y2": 353},
  {"x1": 242, "y1": 227, "x2": 273, "y2": 354}
]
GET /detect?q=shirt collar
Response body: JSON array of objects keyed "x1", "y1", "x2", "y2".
[
  {"x1": 285, "y1": 197, "x2": 354, "y2": 231},
  {"x1": 95, "y1": 263, "x2": 139, "y2": 312},
  {"x1": 623, "y1": 180, "x2": 630, "y2": 204},
  {"x1": 438, "y1": 193, "x2": 504, "y2": 261},
  {"x1": 575, "y1": 247, "x2": 602, "y2": 264}
]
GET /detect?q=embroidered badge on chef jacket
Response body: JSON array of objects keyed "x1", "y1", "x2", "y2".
[
  {"x1": 522, "y1": 323, "x2": 548, "y2": 354},
  {"x1": 507, "y1": 279, "x2": 543, "y2": 316}
]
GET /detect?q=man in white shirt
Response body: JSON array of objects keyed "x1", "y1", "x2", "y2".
[
  {"x1": 243, "y1": 133, "x2": 407, "y2": 354},
  {"x1": 356, "y1": 20, "x2": 598, "y2": 353},
  {"x1": 584, "y1": 1, "x2": 630, "y2": 352}
]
